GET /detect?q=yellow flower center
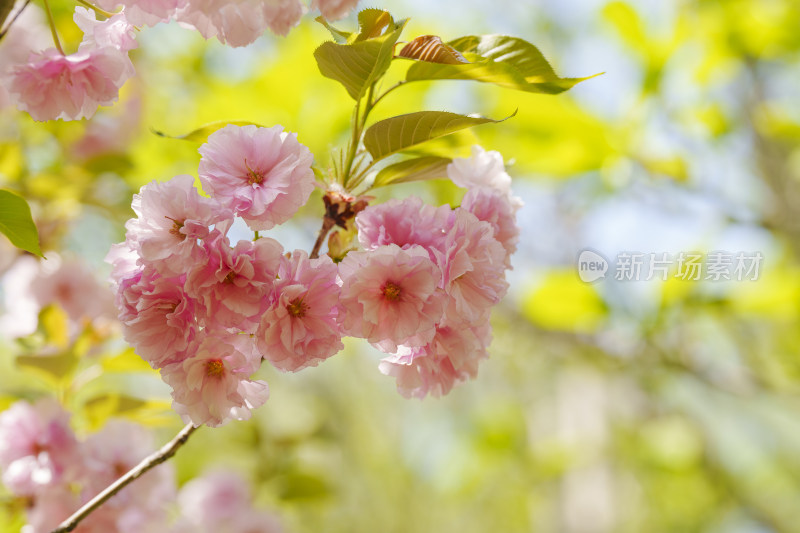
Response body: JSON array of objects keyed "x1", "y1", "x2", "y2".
[{"x1": 382, "y1": 282, "x2": 402, "y2": 302}]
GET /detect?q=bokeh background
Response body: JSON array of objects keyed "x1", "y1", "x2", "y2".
[{"x1": 2, "y1": 0, "x2": 800, "y2": 531}]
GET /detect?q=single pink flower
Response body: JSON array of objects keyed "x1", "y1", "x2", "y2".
[
  {"x1": 74, "y1": 7, "x2": 138, "y2": 52},
  {"x1": 185, "y1": 233, "x2": 283, "y2": 332},
  {"x1": 356, "y1": 196, "x2": 453, "y2": 253},
  {"x1": 198, "y1": 124, "x2": 315, "y2": 230},
  {"x1": 461, "y1": 188, "x2": 520, "y2": 269},
  {"x1": 125, "y1": 175, "x2": 232, "y2": 277},
  {"x1": 339, "y1": 244, "x2": 445, "y2": 350},
  {"x1": 8, "y1": 47, "x2": 133, "y2": 121},
  {"x1": 161, "y1": 334, "x2": 268, "y2": 428},
  {"x1": 0, "y1": 399, "x2": 82, "y2": 495},
  {"x1": 379, "y1": 322, "x2": 491, "y2": 398},
  {"x1": 434, "y1": 210, "x2": 508, "y2": 325},
  {"x1": 121, "y1": 273, "x2": 199, "y2": 368},
  {"x1": 312, "y1": 0, "x2": 359, "y2": 20},
  {"x1": 256, "y1": 251, "x2": 343, "y2": 372}
]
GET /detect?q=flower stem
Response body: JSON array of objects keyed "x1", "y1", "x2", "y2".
[
  {"x1": 75, "y1": 0, "x2": 116, "y2": 19},
  {"x1": 50, "y1": 423, "x2": 199, "y2": 533},
  {"x1": 41, "y1": 0, "x2": 64, "y2": 55}
]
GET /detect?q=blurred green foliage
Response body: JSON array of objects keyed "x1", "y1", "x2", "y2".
[{"x1": 2, "y1": 0, "x2": 800, "y2": 532}]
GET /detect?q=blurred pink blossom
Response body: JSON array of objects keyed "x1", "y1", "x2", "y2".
[
  {"x1": 312, "y1": 0, "x2": 359, "y2": 20},
  {"x1": 178, "y1": 0, "x2": 304, "y2": 46},
  {"x1": 95, "y1": 0, "x2": 186, "y2": 27},
  {"x1": 8, "y1": 47, "x2": 133, "y2": 121},
  {"x1": 0, "y1": 399, "x2": 81, "y2": 495}
]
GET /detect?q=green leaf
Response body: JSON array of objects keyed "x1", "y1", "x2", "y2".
[
  {"x1": 371, "y1": 156, "x2": 452, "y2": 188},
  {"x1": 0, "y1": 189, "x2": 42, "y2": 257},
  {"x1": 363, "y1": 110, "x2": 515, "y2": 161},
  {"x1": 315, "y1": 16, "x2": 351, "y2": 44},
  {"x1": 404, "y1": 35, "x2": 600, "y2": 94},
  {"x1": 354, "y1": 8, "x2": 394, "y2": 41},
  {"x1": 314, "y1": 18, "x2": 407, "y2": 100},
  {"x1": 151, "y1": 120, "x2": 263, "y2": 143}
]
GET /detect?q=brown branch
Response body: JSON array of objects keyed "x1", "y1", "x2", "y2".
[
  {"x1": 309, "y1": 216, "x2": 335, "y2": 260},
  {"x1": 50, "y1": 423, "x2": 199, "y2": 533},
  {"x1": 0, "y1": 0, "x2": 30, "y2": 41}
]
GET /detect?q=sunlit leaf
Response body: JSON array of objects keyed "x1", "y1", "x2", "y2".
[
  {"x1": 314, "y1": 16, "x2": 407, "y2": 100},
  {"x1": 398, "y1": 35, "x2": 469, "y2": 64},
  {"x1": 0, "y1": 189, "x2": 42, "y2": 257},
  {"x1": 355, "y1": 8, "x2": 394, "y2": 41},
  {"x1": 405, "y1": 35, "x2": 600, "y2": 94},
  {"x1": 363, "y1": 110, "x2": 514, "y2": 161},
  {"x1": 151, "y1": 120, "x2": 263, "y2": 143},
  {"x1": 371, "y1": 156, "x2": 451, "y2": 188},
  {"x1": 315, "y1": 16, "x2": 351, "y2": 43}
]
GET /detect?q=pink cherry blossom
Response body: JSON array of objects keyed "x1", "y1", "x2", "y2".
[
  {"x1": 198, "y1": 124, "x2": 315, "y2": 230},
  {"x1": 178, "y1": 0, "x2": 304, "y2": 47},
  {"x1": 120, "y1": 273, "x2": 199, "y2": 368},
  {"x1": 339, "y1": 244, "x2": 445, "y2": 350},
  {"x1": 0, "y1": 399, "x2": 81, "y2": 495},
  {"x1": 447, "y1": 145, "x2": 513, "y2": 194},
  {"x1": 95, "y1": 0, "x2": 186, "y2": 27},
  {"x1": 161, "y1": 334, "x2": 269, "y2": 427},
  {"x1": 379, "y1": 322, "x2": 491, "y2": 398},
  {"x1": 356, "y1": 196, "x2": 454, "y2": 252},
  {"x1": 312, "y1": 0, "x2": 359, "y2": 20},
  {"x1": 8, "y1": 47, "x2": 133, "y2": 121},
  {"x1": 126, "y1": 175, "x2": 232, "y2": 277},
  {"x1": 185, "y1": 233, "x2": 283, "y2": 332},
  {"x1": 461, "y1": 187, "x2": 520, "y2": 269},
  {"x1": 434, "y1": 209, "x2": 508, "y2": 325},
  {"x1": 74, "y1": 7, "x2": 138, "y2": 52},
  {"x1": 256, "y1": 251, "x2": 343, "y2": 372}
]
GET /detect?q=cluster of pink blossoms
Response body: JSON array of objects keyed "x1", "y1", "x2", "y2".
[
  {"x1": 3, "y1": 0, "x2": 359, "y2": 121},
  {"x1": 108, "y1": 123, "x2": 520, "y2": 426},
  {"x1": 0, "y1": 399, "x2": 281, "y2": 533}
]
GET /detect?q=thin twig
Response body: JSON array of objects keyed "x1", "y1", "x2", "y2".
[
  {"x1": 309, "y1": 217, "x2": 335, "y2": 259},
  {"x1": 0, "y1": 0, "x2": 31, "y2": 42},
  {"x1": 50, "y1": 423, "x2": 199, "y2": 533}
]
